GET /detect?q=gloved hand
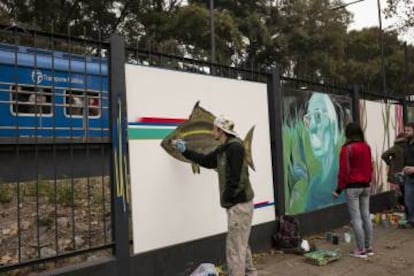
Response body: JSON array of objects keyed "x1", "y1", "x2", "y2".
[{"x1": 172, "y1": 139, "x2": 186, "y2": 153}]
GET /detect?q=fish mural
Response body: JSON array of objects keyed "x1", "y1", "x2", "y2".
[{"x1": 161, "y1": 101, "x2": 255, "y2": 173}]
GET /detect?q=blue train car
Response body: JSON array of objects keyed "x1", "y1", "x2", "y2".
[{"x1": 0, "y1": 43, "x2": 109, "y2": 142}]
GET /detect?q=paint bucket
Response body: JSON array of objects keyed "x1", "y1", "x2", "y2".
[
  {"x1": 344, "y1": 232, "x2": 351, "y2": 243},
  {"x1": 301, "y1": 239, "x2": 310, "y2": 252},
  {"x1": 332, "y1": 234, "x2": 339, "y2": 245},
  {"x1": 325, "y1": 232, "x2": 333, "y2": 241}
]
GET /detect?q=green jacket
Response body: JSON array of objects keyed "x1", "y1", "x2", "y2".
[
  {"x1": 381, "y1": 137, "x2": 406, "y2": 184},
  {"x1": 183, "y1": 137, "x2": 254, "y2": 208}
]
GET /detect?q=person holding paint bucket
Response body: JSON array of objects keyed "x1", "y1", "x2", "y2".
[{"x1": 333, "y1": 123, "x2": 374, "y2": 258}]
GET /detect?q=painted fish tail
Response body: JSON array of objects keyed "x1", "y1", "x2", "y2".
[
  {"x1": 191, "y1": 163, "x2": 201, "y2": 174},
  {"x1": 243, "y1": 126, "x2": 255, "y2": 171}
]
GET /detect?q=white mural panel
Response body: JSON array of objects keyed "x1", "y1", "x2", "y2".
[
  {"x1": 125, "y1": 65, "x2": 275, "y2": 254},
  {"x1": 360, "y1": 100, "x2": 403, "y2": 193}
]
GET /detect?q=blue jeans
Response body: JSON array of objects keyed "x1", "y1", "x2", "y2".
[
  {"x1": 404, "y1": 177, "x2": 414, "y2": 223},
  {"x1": 346, "y1": 188, "x2": 373, "y2": 250}
]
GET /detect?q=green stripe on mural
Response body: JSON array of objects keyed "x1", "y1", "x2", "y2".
[{"x1": 128, "y1": 128, "x2": 173, "y2": 140}]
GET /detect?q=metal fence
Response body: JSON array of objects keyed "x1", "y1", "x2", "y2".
[{"x1": 0, "y1": 25, "x2": 114, "y2": 274}]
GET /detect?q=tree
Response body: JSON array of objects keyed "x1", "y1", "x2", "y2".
[
  {"x1": 384, "y1": 0, "x2": 414, "y2": 32},
  {"x1": 0, "y1": 0, "x2": 126, "y2": 40},
  {"x1": 340, "y1": 27, "x2": 414, "y2": 95},
  {"x1": 274, "y1": 0, "x2": 351, "y2": 80},
  {"x1": 168, "y1": 4, "x2": 243, "y2": 64}
]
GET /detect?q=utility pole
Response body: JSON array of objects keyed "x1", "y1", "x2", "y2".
[
  {"x1": 377, "y1": 0, "x2": 387, "y2": 96},
  {"x1": 210, "y1": 0, "x2": 216, "y2": 63},
  {"x1": 404, "y1": 42, "x2": 409, "y2": 95}
]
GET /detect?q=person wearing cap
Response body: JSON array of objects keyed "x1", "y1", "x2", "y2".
[{"x1": 173, "y1": 116, "x2": 257, "y2": 276}]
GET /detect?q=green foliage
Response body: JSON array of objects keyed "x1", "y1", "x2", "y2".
[
  {"x1": 52, "y1": 179, "x2": 75, "y2": 207},
  {"x1": 38, "y1": 216, "x2": 53, "y2": 227},
  {"x1": 384, "y1": 0, "x2": 414, "y2": 31},
  {"x1": 342, "y1": 28, "x2": 414, "y2": 95},
  {"x1": 0, "y1": 183, "x2": 14, "y2": 204},
  {"x1": 0, "y1": 0, "x2": 413, "y2": 95}
]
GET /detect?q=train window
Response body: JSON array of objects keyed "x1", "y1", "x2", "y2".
[
  {"x1": 64, "y1": 90, "x2": 101, "y2": 118},
  {"x1": 65, "y1": 90, "x2": 84, "y2": 117},
  {"x1": 87, "y1": 93, "x2": 101, "y2": 117},
  {"x1": 11, "y1": 85, "x2": 52, "y2": 115}
]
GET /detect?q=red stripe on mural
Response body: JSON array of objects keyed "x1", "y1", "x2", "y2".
[
  {"x1": 254, "y1": 201, "x2": 269, "y2": 206},
  {"x1": 137, "y1": 117, "x2": 187, "y2": 124}
]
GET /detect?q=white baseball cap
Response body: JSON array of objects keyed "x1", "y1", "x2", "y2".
[{"x1": 214, "y1": 115, "x2": 238, "y2": 137}]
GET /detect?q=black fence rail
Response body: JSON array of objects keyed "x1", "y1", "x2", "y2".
[
  {"x1": 125, "y1": 46, "x2": 269, "y2": 83},
  {"x1": 0, "y1": 25, "x2": 114, "y2": 274},
  {"x1": 281, "y1": 75, "x2": 353, "y2": 96}
]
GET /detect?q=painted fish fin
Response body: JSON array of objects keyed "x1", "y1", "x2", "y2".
[
  {"x1": 243, "y1": 126, "x2": 255, "y2": 171},
  {"x1": 191, "y1": 163, "x2": 201, "y2": 174},
  {"x1": 189, "y1": 101, "x2": 200, "y2": 118}
]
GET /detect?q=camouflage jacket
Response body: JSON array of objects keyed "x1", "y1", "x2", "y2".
[{"x1": 183, "y1": 137, "x2": 254, "y2": 208}]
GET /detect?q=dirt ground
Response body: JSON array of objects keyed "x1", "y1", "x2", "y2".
[{"x1": 255, "y1": 222, "x2": 414, "y2": 276}]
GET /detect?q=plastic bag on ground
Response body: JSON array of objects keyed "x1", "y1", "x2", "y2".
[{"x1": 190, "y1": 263, "x2": 217, "y2": 276}]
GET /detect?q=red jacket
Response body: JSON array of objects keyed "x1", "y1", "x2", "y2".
[{"x1": 336, "y1": 141, "x2": 373, "y2": 194}]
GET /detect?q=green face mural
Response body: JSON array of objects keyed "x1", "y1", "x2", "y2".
[
  {"x1": 305, "y1": 93, "x2": 339, "y2": 159},
  {"x1": 283, "y1": 89, "x2": 352, "y2": 214}
]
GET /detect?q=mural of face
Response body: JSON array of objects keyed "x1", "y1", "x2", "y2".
[{"x1": 303, "y1": 93, "x2": 338, "y2": 158}]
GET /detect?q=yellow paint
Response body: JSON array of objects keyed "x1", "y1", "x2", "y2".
[
  {"x1": 118, "y1": 106, "x2": 124, "y2": 199},
  {"x1": 114, "y1": 150, "x2": 120, "y2": 197},
  {"x1": 124, "y1": 155, "x2": 130, "y2": 204},
  {"x1": 179, "y1": 129, "x2": 212, "y2": 138}
]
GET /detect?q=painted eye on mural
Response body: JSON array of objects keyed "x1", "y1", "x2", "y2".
[{"x1": 303, "y1": 111, "x2": 328, "y2": 128}]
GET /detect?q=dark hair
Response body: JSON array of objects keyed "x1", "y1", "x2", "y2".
[
  {"x1": 345, "y1": 122, "x2": 365, "y2": 142},
  {"x1": 405, "y1": 122, "x2": 414, "y2": 130}
]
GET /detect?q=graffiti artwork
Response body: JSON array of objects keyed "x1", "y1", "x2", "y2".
[
  {"x1": 283, "y1": 89, "x2": 352, "y2": 214},
  {"x1": 359, "y1": 100, "x2": 403, "y2": 193},
  {"x1": 161, "y1": 101, "x2": 255, "y2": 173}
]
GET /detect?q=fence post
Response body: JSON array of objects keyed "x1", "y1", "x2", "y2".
[
  {"x1": 352, "y1": 85, "x2": 360, "y2": 124},
  {"x1": 267, "y1": 67, "x2": 285, "y2": 217},
  {"x1": 109, "y1": 34, "x2": 131, "y2": 276},
  {"x1": 402, "y1": 98, "x2": 408, "y2": 124}
]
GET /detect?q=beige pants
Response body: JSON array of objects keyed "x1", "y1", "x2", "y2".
[{"x1": 226, "y1": 200, "x2": 257, "y2": 276}]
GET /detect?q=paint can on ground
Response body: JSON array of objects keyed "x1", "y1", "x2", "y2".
[
  {"x1": 325, "y1": 232, "x2": 333, "y2": 241},
  {"x1": 344, "y1": 232, "x2": 351, "y2": 243},
  {"x1": 332, "y1": 234, "x2": 339, "y2": 245}
]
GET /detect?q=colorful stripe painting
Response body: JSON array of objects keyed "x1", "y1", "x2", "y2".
[
  {"x1": 128, "y1": 117, "x2": 185, "y2": 140},
  {"x1": 254, "y1": 201, "x2": 275, "y2": 209}
]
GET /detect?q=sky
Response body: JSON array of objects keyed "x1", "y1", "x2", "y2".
[{"x1": 345, "y1": 0, "x2": 413, "y2": 43}]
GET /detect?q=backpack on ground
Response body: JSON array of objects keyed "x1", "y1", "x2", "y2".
[{"x1": 272, "y1": 215, "x2": 301, "y2": 250}]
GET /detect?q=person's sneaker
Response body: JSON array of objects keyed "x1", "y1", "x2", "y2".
[
  {"x1": 366, "y1": 248, "x2": 374, "y2": 256},
  {"x1": 349, "y1": 249, "x2": 367, "y2": 258}
]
